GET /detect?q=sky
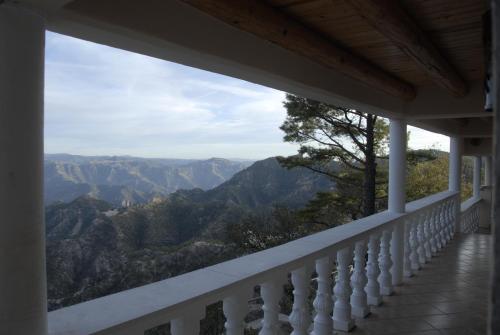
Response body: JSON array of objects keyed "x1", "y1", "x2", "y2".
[{"x1": 44, "y1": 32, "x2": 449, "y2": 160}]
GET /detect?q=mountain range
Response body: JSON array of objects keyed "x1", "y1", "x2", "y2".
[
  {"x1": 44, "y1": 154, "x2": 252, "y2": 206},
  {"x1": 45, "y1": 157, "x2": 335, "y2": 310}
]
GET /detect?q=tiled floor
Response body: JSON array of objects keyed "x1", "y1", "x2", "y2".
[{"x1": 338, "y1": 233, "x2": 492, "y2": 335}]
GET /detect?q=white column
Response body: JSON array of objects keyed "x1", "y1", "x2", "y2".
[
  {"x1": 388, "y1": 119, "x2": 406, "y2": 286},
  {"x1": 0, "y1": 5, "x2": 47, "y2": 335},
  {"x1": 473, "y1": 156, "x2": 482, "y2": 198},
  {"x1": 449, "y1": 136, "x2": 462, "y2": 232},
  {"x1": 484, "y1": 155, "x2": 492, "y2": 186}
]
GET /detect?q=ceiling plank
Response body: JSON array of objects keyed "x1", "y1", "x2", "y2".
[
  {"x1": 178, "y1": 0, "x2": 416, "y2": 100},
  {"x1": 345, "y1": 0, "x2": 468, "y2": 97}
]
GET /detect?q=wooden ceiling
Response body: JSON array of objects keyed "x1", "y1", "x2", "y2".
[
  {"x1": 64, "y1": 0, "x2": 488, "y2": 103},
  {"x1": 266, "y1": 0, "x2": 486, "y2": 86}
]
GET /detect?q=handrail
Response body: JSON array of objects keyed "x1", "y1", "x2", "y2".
[
  {"x1": 406, "y1": 190, "x2": 458, "y2": 214},
  {"x1": 461, "y1": 196, "x2": 481, "y2": 212},
  {"x1": 48, "y1": 190, "x2": 459, "y2": 335}
]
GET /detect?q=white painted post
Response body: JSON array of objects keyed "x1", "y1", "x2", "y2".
[
  {"x1": 429, "y1": 207, "x2": 438, "y2": 255},
  {"x1": 223, "y1": 290, "x2": 251, "y2": 335},
  {"x1": 333, "y1": 247, "x2": 354, "y2": 332},
  {"x1": 403, "y1": 220, "x2": 413, "y2": 277},
  {"x1": 423, "y1": 210, "x2": 432, "y2": 261},
  {"x1": 260, "y1": 280, "x2": 283, "y2": 335},
  {"x1": 473, "y1": 156, "x2": 482, "y2": 199},
  {"x1": 388, "y1": 119, "x2": 406, "y2": 286},
  {"x1": 311, "y1": 257, "x2": 333, "y2": 335},
  {"x1": 0, "y1": 5, "x2": 47, "y2": 335},
  {"x1": 290, "y1": 266, "x2": 312, "y2": 335},
  {"x1": 365, "y1": 234, "x2": 382, "y2": 305},
  {"x1": 434, "y1": 205, "x2": 443, "y2": 250},
  {"x1": 350, "y1": 240, "x2": 369, "y2": 318},
  {"x1": 485, "y1": 155, "x2": 492, "y2": 186},
  {"x1": 378, "y1": 229, "x2": 394, "y2": 295},
  {"x1": 416, "y1": 215, "x2": 426, "y2": 265},
  {"x1": 409, "y1": 218, "x2": 421, "y2": 271},
  {"x1": 171, "y1": 308, "x2": 205, "y2": 335},
  {"x1": 449, "y1": 136, "x2": 462, "y2": 232}
]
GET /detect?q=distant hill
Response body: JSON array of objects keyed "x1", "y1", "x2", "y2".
[
  {"x1": 45, "y1": 157, "x2": 335, "y2": 309},
  {"x1": 44, "y1": 154, "x2": 252, "y2": 206}
]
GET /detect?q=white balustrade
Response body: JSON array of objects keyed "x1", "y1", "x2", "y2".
[
  {"x1": 446, "y1": 199, "x2": 455, "y2": 241},
  {"x1": 350, "y1": 240, "x2": 369, "y2": 318},
  {"x1": 47, "y1": 191, "x2": 466, "y2": 335},
  {"x1": 434, "y1": 204, "x2": 443, "y2": 251},
  {"x1": 423, "y1": 210, "x2": 432, "y2": 261},
  {"x1": 366, "y1": 234, "x2": 382, "y2": 304},
  {"x1": 429, "y1": 207, "x2": 438, "y2": 255},
  {"x1": 439, "y1": 203, "x2": 447, "y2": 247},
  {"x1": 461, "y1": 197, "x2": 481, "y2": 233},
  {"x1": 311, "y1": 257, "x2": 333, "y2": 335},
  {"x1": 290, "y1": 266, "x2": 312, "y2": 335},
  {"x1": 416, "y1": 214, "x2": 426, "y2": 265},
  {"x1": 409, "y1": 217, "x2": 420, "y2": 271},
  {"x1": 224, "y1": 290, "x2": 252, "y2": 335},
  {"x1": 333, "y1": 247, "x2": 354, "y2": 331},
  {"x1": 378, "y1": 230, "x2": 393, "y2": 296},
  {"x1": 260, "y1": 280, "x2": 283, "y2": 335},
  {"x1": 403, "y1": 220, "x2": 413, "y2": 277},
  {"x1": 171, "y1": 308, "x2": 205, "y2": 335}
]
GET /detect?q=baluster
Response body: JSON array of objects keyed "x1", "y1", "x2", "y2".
[
  {"x1": 260, "y1": 279, "x2": 283, "y2": 335},
  {"x1": 351, "y1": 240, "x2": 369, "y2": 318},
  {"x1": 450, "y1": 198, "x2": 457, "y2": 236},
  {"x1": 463, "y1": 212, "x2": 467, "y2": 233},
  {"x1": 403, "y1": 220, "x2": 413, "y2": 277},
  {"x1": 467, "y1": 209, "x2": 470, "y2": 233},
  {"x1": 171, "y1": 308, "x2": 204, "y2": 335},
  {"x1": 223, "y1": 290, "x2": 251, "y2": 335},
  {"x1": 311, "y1": 257, "x2": 333, "y2": 335},
  {"x1": 429, "y1": 207, "x2": 438, "y2": 255},
  {"x1": 416, "y1": 214, "x2": 426, "y2": 265},
  {"x1": 423, "y1": 210, "x2": 432, "y2": 261},
  {"x1": 439, "y1": 203, "x2": 447, "y2": 246},
  {"x1": 434, "y1": 205, "x2": 443, "y2": 251},
  {"x1": 290, "y1": 266, "x2": 312, "y2": 335},
  {"x1": 378, "y1": 230, "x2": 393, "y2": 295},
  {"x1": 333, "y1": 247, "x2": 354, "y2": 331},
  {"x1": 409, "y1": 217, "x2": 420, "y2": 271},
  {"x1": 366, "y1": 234, "x2": 382, "y2": 305},
  {"x1": 474, "y1": 206, "x2": 479, "y2": 232},
  {"x1": 470, "y1": 208, "x2": 474, "y2": 232},
  {"x1": 445, "y1": 201, "x2": 452, "y2": 240}
]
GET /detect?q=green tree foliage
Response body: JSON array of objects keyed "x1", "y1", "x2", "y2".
[
  {"x1": 278, "y1": 94, "x2": 389, "y2": 220},
  {"x1": 406, "y1": 151, "x2": 473, "y2": 202}
]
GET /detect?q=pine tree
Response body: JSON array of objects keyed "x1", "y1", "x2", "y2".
[{"x1": 278, "y1": 94, "x2": 389, "y2": 220}]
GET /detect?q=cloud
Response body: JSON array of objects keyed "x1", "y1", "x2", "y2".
[
  {"x1": 408, "y1": 127, "x2": 449, "y2": 151},
  {"x1": 44, "y1": 32, "x2": 298, "y2": 159},
  {"x1": 44, "y1": 32, "x2": 449, "y2": 159}
]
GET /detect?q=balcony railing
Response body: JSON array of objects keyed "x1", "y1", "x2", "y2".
[
  {"x1": 460, "y1": 197, "x2": 482, "y2": 233},
  {"x1": 48, "y1": 190, "x2": 464, "y2": 335}
]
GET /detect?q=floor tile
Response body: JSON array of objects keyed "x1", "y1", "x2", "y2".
[{"x1": 346, "y1": 233, "x2": 491, "y2": 335}]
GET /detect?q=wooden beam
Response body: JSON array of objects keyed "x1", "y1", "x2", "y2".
[
  {"x1": 178, "y1": 0, "x2": 416, "y2": 100},
  {"x1": 345, "y1": 0, "x2": 468, "y2": 97}
]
